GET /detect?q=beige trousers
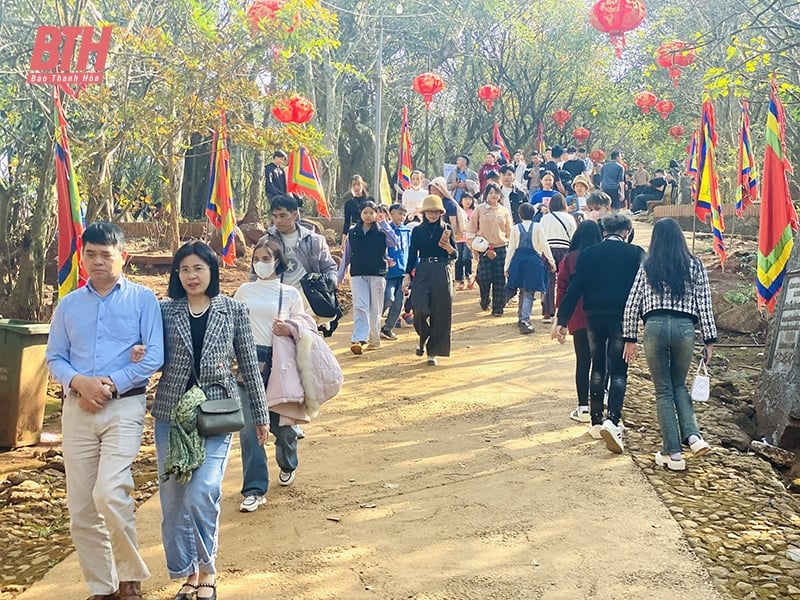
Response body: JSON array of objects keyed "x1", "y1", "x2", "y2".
[{"x1": 62, "y1": 392, "x2": 150, "y2": 595}]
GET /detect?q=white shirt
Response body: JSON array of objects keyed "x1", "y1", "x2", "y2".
[
  {"x1": 234, "y1": 279, "x2": 305, "y2": 346},
  {"x1": 402, "y1": 188, "x2": 427, "y2": 217},
  {"x1": 540, "y1": 211, "x2": 577, "y2": 249},
  {"x1": 279, "y1": 229, "x2": 307, "y2": 289},
  {"x1": 501, "y1": 186, "x2": 513, "y2": 212},
  {"x1": 504, "y1": 220, "x2": 556, "y2": 271}
]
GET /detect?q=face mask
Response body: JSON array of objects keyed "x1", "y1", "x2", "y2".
[{"x1": 254, "y1": 261, "x2": 276, "y2": 279}]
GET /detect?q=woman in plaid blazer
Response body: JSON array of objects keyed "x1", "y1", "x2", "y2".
[{"x1": 153, "y1": 241, "x2": 268, "y2": 600}]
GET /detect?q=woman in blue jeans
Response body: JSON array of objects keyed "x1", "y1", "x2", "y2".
[
  {"x1": 233, "y1": 239, "x2": 306, "y2": 512},
  {"x1": 622, "y1": 218, "x2": 716, "y2": 471}
]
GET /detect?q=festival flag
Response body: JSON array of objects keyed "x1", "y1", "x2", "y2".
[
  {"x1": 206, "y1": 110, "x2": 236, "y2": 266},
  {"x1": 54, "y1": 93, "x2": 87, "y2": 298},
  {"x1": 492, "y1": 121, "x2": 510, "y2": 163},
  {"x1": 396, "y1": 105, "x2": 413, "y2": 191},
  {"x1": 695, "y1": 98, "x2": 726, "y2": 265},
  {"x1": 736, "y1": 100, "x2": 759, "y2": 217},
  {"x1": 287, "y1": 147, "x2": 330, "y2": 218},
  {"x1": 756, "y1": 78, "x2": 799, "y2": 313},
  {"x1": 536, "y1": 121, "x2": 546, "y2": 155}
]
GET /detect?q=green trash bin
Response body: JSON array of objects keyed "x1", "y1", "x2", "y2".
[{"x1": 0, "y1": 319, "x2": 51, "y2": 448}]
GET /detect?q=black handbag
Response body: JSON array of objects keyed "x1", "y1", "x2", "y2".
[
  {"x1": 300, "y1": 272, "x2": 343, "y2": 319},
  {"x1": 193, "y1": 366, "x2": 244, "y2": 437}
]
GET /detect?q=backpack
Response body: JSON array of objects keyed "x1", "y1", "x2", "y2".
[{"x1": 300, "y1": 273, "x2": 343, "y2": 337}]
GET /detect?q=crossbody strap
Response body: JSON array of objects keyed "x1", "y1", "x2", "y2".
[{"x1": 552, "y1": 212, "x2": 570, "y2": 237}]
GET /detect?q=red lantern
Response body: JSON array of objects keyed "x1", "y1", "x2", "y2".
[
  {"x1": 477, "y1": 84, "x2": 501, "y2": 112},
  {"x1": 655, "y1": 99, "x2": 674, "y2": 120},
  {"x1": 271, "y1": 94, "x2": 315, "y2": 124},
  {"x1": 248, "y1": 0, "x2": 285, "y2": 32},
  {"x1": 634, "y1": 91, "x2": 658, "y2": 114},
  {"x1": 412, "y1": 73, "x2": 445, "y2": 110},
  {"x1": 552, "y1": 109, "x2": 571, "y2": 129},
  {"x1": 655, "y1": 40, "x2": 696, "y2": 87},
  {"x1": 573, "y1": 127, "x2": 591, "y2": 143},
  {"x1": 669, "y1": 125, "x2": 685, "y2": 142},
  {"x1": 588, "y1": 0, "x2": 646, "y2": 58},
  {"x1": 590, "y1": 149, "x2": 606, "y2": 163}
]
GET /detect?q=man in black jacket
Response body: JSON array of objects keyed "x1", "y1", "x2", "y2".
[
  {"x1": 555, "y1": 212, "x2": 644, "y2": 454},
  {"x1": 264, "y1": 149, "x2": 288, "y2": 202}
]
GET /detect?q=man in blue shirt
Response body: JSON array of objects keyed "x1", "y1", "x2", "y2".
[
  {"x1": 381, "y1": 204, "x2": 412, "y2": 340},
  {"x1": 46, "y1": 222, "x2": 163, "y2": 600},
  {"x1": 600, "y1": 150, "x2": 626, "y2": 210}
]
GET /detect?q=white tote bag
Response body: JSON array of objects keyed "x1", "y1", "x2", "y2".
[{"x1": 691, "y1": 359, "x2": 710, "y2": 402}]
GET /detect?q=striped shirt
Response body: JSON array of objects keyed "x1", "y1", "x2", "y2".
[{"x1": 622, "y1": 257, "x2": 717, "y2": 343}]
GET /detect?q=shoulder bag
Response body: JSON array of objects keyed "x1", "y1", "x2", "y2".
[
  {"x1": 193, "y1": 357, "x2": 245, "y2": 437},
  {"x1": 690, "y1": 359, "x2": 710, "y2": 402}
]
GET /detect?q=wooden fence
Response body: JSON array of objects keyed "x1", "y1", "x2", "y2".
[
  {"x1": 118, "y1": 221, "x2": 208, "y2": 239},
  {"x1": 653, "y1": 203, "x2": 760, "y2": 219}
]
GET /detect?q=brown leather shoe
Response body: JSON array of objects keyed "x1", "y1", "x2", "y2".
[
  {"x1": 118, "y1": 581, "x2": 143, "y2": 600},
  {"x1": 86, "y1": 593, "x2": 119, "y2": 600}
]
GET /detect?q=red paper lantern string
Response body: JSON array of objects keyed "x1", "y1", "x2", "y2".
[
  {"x1": 477, "y1": 84, "x2": 501, "y2": 112},
  {"x1": 590, "y1": 149, "x2": 606, "y2": 163},
  {"x1": 271, "y1": 94, "x2": 315, "y2": 124},
  {"x1": 247, "y1": 0, "x2": 300, "y2": 34},
  {"x1": 655, "y1": 99, "x2": 675, "y2": 120},
  {"x1": 413, "y1": 73, "x2": 445, "y2": 110},
  {"x1": 634, "y1": 91, "x2": 658, "y2": 114},
  {"x1": 655, "y1": 40, "x2": 696, "y2": 87},
  {"x1": 552, "y1": 109, "x2": 571, "y2": 129},
  {"x1": 573, "y1": 127, "x2": 591, "y2": 143},
  {"x1": 588, "y1": 0, "x2": 646, "y2": 59},
  {"x1": 669, "y1": 125, "x2": 685, "y2": 142}
]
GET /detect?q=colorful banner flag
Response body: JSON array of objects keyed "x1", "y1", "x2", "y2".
[
  {"x1": 396, "y1": 105, "x2": 413, "y2": 191},
  {"x1": 287, "y1": 147, "x2": 330, "y2": 218},
  {"x1": 756, "y1": 78, "x2": 799, "y2": 313},
  {"x1": 736, "y1": 100, "x2": 759, "y2": 217},
  {"x1": 492, "y1": 121, "x2": 510, "y2": 163},
  {"x1": 695, "y1": 98, "x2": 726, "y2": 265},
  {"x1": 54, "y1": 93, "x2": 87, "y2": 298},
  {"x1": 536, "y1": 121, "x2": 546, "y2": 155},
  {"x1": 206, "y1": 110, "x2": 236, "y2": 267}
]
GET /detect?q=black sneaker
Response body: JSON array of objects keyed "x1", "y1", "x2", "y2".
[
  {"x1": 518, "y1": 321, "x2": 534, "y2": 334},
  {"x1": 380, "y1": 329, "x2": 398, "y2": 340}
]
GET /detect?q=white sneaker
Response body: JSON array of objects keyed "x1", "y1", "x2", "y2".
[
  {"x1": 239, "y1": 495, "x2": 266, "y2": 512},
  {"x1": 278, "y1": 470, "x2": 296, "y2": 486},
  {"x1": 570, "y1": 408, "x2": 591, "y2": 423},
  {"x1": 600, "y1": 419, "x2": 624, "y2": 454},
  {"x1": 588, "y1": 424, "x2": 603, "y2": 439},
  {"x1": 655, "y1": 452, "x2": 686, "y2": 471},
  {"x1": 292, "y1": 424, "x2": 305, "y2": 439}
]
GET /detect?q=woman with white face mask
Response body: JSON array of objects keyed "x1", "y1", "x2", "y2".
[{"x1": 233, "y1": 240, "x2": 306, "y2": 513}]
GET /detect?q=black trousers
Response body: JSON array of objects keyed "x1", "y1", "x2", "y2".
[
  {"x1": 587, "y1": 315, "x2": 628, "y2": 426},
  {"x1": 572, "y1": 328, "x2": 591, "y2": 407},
  {"x1": 602, "y1": 187, "x2": 622, "y2": 210},
  {"x1": 476, "y1": 246, "x2": 508, "y2": 314},
  {"x1": 410, "y1": 261, "x2": 453, "y2": 357}
]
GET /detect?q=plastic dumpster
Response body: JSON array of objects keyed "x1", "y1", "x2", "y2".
[{"x1": 0, "y1": 319, "x2": 51, "y2": 448}]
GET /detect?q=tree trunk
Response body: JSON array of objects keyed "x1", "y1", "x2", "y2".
[{"x1": 163, "y1": 135, "x2": 186, "y2": 254}]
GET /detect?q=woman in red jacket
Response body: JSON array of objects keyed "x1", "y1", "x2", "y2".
[{"x1": 555, "y1": 220, "x2": 602, "y2": 428}]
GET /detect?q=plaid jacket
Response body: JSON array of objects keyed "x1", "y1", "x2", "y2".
[
  {"x1": 152, "y1": 295, "x2": 268, "y2": 425},
  {"x1": 622, "y1": 257, "x2": 717, "y2": 343}
]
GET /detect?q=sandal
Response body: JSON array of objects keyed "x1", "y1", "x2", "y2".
[
  {"x1": 173, "y1": 582, "x2": 197, "y2": 600},
  {"x1": 196, "y1": 582, "x2": 216, "y2": 600}
]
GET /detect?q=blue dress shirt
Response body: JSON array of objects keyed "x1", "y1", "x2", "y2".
[{"x1": 46, "y1": 276, "x2": 164, "y2": 394}]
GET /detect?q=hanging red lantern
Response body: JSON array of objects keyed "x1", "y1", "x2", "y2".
[
  {"x1": 588, "y1": 0, "x2": 646, "y2": 59},
  {"x1": 271, "y1": 94, "x2": 315, "y2": 124},
  {"x1": 655, "y1": 99, "x2": 674, "y2": 120},
  {"x1": 633, "y1": 91, "x2": 658, "y2": 114},
  {"x1": 572, "y1": 127, "x2": 591, "y2": 143},
  {"x1": 590, "y1": 149, "x2": 606, "y2": 162},
  {"x1": 248, "y1": 0, "x2": 285, "y2": 32},
  {"x1": 412, "y1": 73, "x2": 445, "y2": 110},
  {"x1": 655, "y1": 40, "x2": 696, "y2": 87},
  {"x1": 477, "y1": 84, "x2": 501, "y2": 112},
  {"x1": 552, "y1": 109, "x2": 571, "y2": 129},
  {"x1": 669, "y1": 125, "x2": 685, "y2": 142}
]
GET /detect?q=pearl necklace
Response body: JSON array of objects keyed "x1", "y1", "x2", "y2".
[{"x1": 189, "y1": 302, "x2": 210, "y2": 318}]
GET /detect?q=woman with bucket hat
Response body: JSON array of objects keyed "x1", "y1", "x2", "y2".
[{"x1": 402, "y1": 195, "x2": 457, "y2": 366}]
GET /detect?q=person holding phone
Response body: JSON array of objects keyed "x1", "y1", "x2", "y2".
[{"x1": 621, "y1": 218, "x2": 716, "y2": 471}]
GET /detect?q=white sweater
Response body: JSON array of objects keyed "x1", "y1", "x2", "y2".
[
  {"x1": 233, "y1": 279, "x2": 305, "y2": 346},
  {"x1": 504, "y1": 220, "x2": 556, "y2": 272},
  {"x1": 540, "y1": 211, "x2": 577, "y2": 249}
]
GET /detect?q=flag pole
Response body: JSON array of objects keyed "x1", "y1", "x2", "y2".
[{"x1": 691, "y1": 212, "x2": 696, "y2": 254}]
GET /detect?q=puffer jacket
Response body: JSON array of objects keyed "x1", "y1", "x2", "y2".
[{"x1": 266, "y1": 313, "x2": 343, "y2": 424}]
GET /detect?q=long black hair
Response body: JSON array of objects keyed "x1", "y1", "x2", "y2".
[
  {"x1": 644, "y1": 218, "x2": 692, "y2": 298},
  {"x1": 569, "y1": 220, "x2": 602, "y2": 252}
]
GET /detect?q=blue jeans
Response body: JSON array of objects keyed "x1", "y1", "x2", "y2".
[
  {"x1": 642, "y1": 314, "x2": 701, "y2": 454},
  {"x1": 587, "y1": 315, "x2": 628, "y2": 426},
  {"x1": 155, "y1": 420, "x2": 231, "y2": 578},
  {"x1": 239, "y1": 387, "x2": 298, "y2": 497},
  {"x1": 518, "y1": 289, "x2": 534, "y2": 323},
  {"x1": 455, "y1": 242, "x2": 472, "y2": 281},
  {"x1": 383, "y1": 276, "x2": 405, "y2": 332}
]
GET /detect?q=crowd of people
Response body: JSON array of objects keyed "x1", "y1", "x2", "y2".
[{"x1": 43, "y1": 143, "x2": 714, "y2": 600}]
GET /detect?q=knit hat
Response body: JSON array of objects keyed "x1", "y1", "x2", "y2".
[
  {"x1": 421, "y1": 195, "x2": 446, "y2": 213},
  {"x1": 427, "y1": 176, "x2": 453, "y2": 200}
]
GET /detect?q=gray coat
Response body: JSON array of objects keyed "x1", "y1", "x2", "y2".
[
  {"x1": 259, "y1": 224, "x2": 338, "y2": 288},
  {"x1": 152, "y1": 295, "x2": 268, "y2": 425}
]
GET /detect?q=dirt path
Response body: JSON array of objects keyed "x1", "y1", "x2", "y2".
[{"x1": 18, "y1": 283, "x2": 723, "y2": 599}]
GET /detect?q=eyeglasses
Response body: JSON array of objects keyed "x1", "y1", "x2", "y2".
[{"x1": 176, "y1": 265, "x2": 209, "y2": 276}]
